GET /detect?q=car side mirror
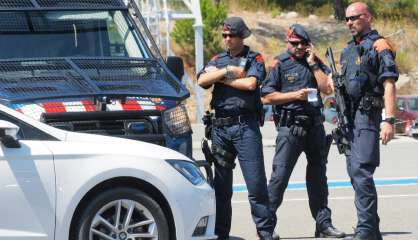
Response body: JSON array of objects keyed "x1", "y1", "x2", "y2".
[
  {"x1": 0, "y1": 120, "x2": 21, "y2": 148},
  {"x1": 166, "y1": 56, "x2": 185, "y2": 81}
]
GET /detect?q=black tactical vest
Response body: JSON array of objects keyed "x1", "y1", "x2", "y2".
[
  {"x1": 340, "y1": 30, "x2": 383, "y2": 101},
  {"x1": 211, "y1": 48, "x2": 262, "y2": 115}
]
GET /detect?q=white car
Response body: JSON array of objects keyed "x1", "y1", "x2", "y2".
[{"x1": 0, "y1": 104, "x2": 216, "y2": 240}]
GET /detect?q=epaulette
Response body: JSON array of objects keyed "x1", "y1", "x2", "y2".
[
  {"x1": 373, "y1": 38, "x2": 396, "y2": 53},
  {"x1": 255, "y1": 54, "x2": 264, "y2": 63},
  {"x1": 278, "y1": 53, "x2": 291, "y2": 62}
]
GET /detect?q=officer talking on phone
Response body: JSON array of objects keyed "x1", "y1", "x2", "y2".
[{"x1": 261, "y1": 24, "x2": 345, "y2": 238}]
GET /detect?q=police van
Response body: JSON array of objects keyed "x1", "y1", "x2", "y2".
[{"x1": 0, "y1": 0, "x2": 193, "y2": 157}]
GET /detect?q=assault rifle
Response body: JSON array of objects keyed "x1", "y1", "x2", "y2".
[{"x1": 325, "y1": 47, "x2": 351, "y2": 155}]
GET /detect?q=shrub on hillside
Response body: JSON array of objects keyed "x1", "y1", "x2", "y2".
[
  {"x1": 363, "y1": 0, "x2": 418, "y2": 20},
  {"x1": 172, "y1": 0, "x2": 227, "y2": 64}
]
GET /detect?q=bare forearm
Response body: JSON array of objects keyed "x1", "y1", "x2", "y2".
[
  {"x1": 313, "y1": 69, "x2": 332, "y2": 94},
  {"x1": 261, "y1": 91, "x2": 299, "y2": 105},
  {"x1": 383, "y1": 79, "x2": 396, "y2": 117},
  {"x1": 223, "y1": 77, "x2": 257, "y2": 91},
  {"x1": 197, "y1": 68, "x2": 227, "y2": 88}
]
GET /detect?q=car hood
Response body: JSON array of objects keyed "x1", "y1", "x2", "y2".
[{"x1": 64, "y1": 130, "x2": 189, "y2": 161}]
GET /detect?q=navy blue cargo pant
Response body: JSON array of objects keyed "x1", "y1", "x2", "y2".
[
  {"x1": 347, "y1": 110, "x2": 382, "y2": 239},
  {"x1": 268, "y1": 123, "x2": 333, "y2": 230},
  {"x1": 212, "y1": 117, "x2": 274, "y2": 238}
]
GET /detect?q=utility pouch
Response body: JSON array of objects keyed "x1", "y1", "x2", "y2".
[
  {"x1": 212, "y1": 144, "x2": 236, "y2": 169},
  {"x1": 289, "y1": 115, "x2": 311, "y2": 137},
  {"x1": 202, "y1": 111, "x2": 213, "y2": 139}
]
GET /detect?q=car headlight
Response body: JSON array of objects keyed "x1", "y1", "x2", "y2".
[
  {"x1": 163, "y1": 104, "x2": 192, "y2": 136},
  {"x1": 166, "y1": 159, "x2": 205, "y2": 185}
]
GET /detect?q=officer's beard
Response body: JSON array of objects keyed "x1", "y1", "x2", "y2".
[{"x1": 294, "y1": 50, "x2": 307, "y2": 59}]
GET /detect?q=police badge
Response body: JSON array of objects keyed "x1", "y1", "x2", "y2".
[
  {"x1": 285, "y1": 73, "x2": 299, "y2": 83},
  {"x1": 355, "y1": 56, "x2": 361, "y2": 65}
]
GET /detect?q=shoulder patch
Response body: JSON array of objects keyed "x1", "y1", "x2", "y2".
[
  {"x1": 256, "y1": 54, "x2": 265, "y2": 63},
  {"x1": 373, "y1": 39, "x2": 395, "y2": 53}
]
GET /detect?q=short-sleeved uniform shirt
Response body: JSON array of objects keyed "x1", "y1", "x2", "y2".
[{"x1": 261, "y1": 51, "x2": 330, "y2": 114}]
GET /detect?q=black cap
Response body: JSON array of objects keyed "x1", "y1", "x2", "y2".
[
  {"x1": 285, "y1": 24, "x2": 311, "y2": 43},
  {"x1": 223, "y1": 17, "x2": 251, "y2": 38}
]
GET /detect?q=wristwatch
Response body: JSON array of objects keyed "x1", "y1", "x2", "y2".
[
  {"x1": 383, "y1": 117, "x2": 396, "y2": 125},
  {"x1": 309, "y1": 62, "x2": 320, "y2": 71}
]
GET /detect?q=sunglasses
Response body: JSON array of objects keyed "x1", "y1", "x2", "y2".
[
  {"x1": 222, "y1": 33, "x2": 238, "y2": 39},
  {"x1": 289, "y1": 41, "x2": 308, "y2": 47},
  {"x1": 345, "y1": 14, "x2": 363, "y2": 22}
]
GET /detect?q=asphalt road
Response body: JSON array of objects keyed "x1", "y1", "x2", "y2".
[{"x1": 192, "y1": 122, "x2": 418, "y2": 239}]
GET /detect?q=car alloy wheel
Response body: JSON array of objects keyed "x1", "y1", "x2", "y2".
[
  {"x1": 90, "y1": 199, "x2": 158, "y2": 240},
  {"x1": 73, "y1": 187, "x2": 169, "y2": 240}
]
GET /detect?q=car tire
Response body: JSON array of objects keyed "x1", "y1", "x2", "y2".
[{"x1": 72, "y1": 187, "x2": 169, "y2": 240}]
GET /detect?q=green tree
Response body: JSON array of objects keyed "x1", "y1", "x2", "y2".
[
  {"x1": 172, "y1": 0, "x2": 227, "y2": 64},
  {"x1": 334, "y1": 0, "x2": 348, "y2": 21}
]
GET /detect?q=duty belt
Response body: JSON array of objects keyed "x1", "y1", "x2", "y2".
[
  {"x1": 274, "y1": 109, "x2": 323, "y2": 128},
  {"x1": 212, "y1": 114, "x2": 255, "y2": 127}
]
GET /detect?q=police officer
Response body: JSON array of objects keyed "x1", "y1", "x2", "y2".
[
  {"x1": 261, "y1": 24, "x2": 345, "y2": 238},
  {"x1": 341, "y1": 2, "x2": 398, "y2": 240},
  {"x1": 197, "y1": 17, "x2": 275, "y2": 240}
]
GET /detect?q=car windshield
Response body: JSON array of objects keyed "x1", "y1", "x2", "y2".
[
  {"x1": 0, "y1": 10, "x2": 150, "y2": 59},
  {"x1": 406, "y1": 98, "x2": 418, "y2": 111}
]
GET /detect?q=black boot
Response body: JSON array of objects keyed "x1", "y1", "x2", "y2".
[
  {"x1": 258, "y1": 231, "x2": 280, "y2": 240},
  {"x1": 315, "y1": 225, "x2": 346, "y2": 238},
  {"x1": 272, "y1": 231, "x2": 280, "y2": 240}
]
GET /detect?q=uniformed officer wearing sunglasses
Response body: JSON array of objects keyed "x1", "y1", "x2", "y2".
[{"x1": 261, "y1": 23, "x2": 346, "y2": 239}]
